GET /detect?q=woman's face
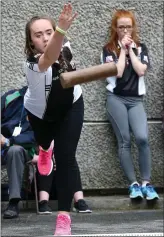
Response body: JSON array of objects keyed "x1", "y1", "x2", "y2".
[
  {"x1": 30, "y1": 19, "x2": 54, "y2": 54},
  {"x1": 116, "y1": 17, "x2": 133, "y2": 40}
]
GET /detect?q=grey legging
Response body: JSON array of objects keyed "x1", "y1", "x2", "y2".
[{"x1": 106, "y1": 92, "x2": 151, "y2": 184}]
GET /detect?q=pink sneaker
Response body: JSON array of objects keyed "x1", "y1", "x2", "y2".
[
  {"x1": 54, "y1": 213, "x2": 71, "y2": 236},
  {"x1": 37, "y1": 146, "x2": 53, "y2": 176}
]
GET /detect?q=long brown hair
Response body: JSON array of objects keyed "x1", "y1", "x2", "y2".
[
  {"x1": 24, "y1": 15, "x2": 56, "y2": 57},
  {"x1": 105, "y1": 10, "x2": 140, "y2": 57}
]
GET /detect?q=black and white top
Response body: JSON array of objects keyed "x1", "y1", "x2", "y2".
[
  {"x1": 24, "y1": 40, "x2": 82, "y2": 121},
  {"x1": 101, "y1": 42, "x2": 150, "y2": 96}
]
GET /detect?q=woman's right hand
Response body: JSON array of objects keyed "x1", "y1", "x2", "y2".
[
  {"x1": 58, "y1": 3, "x2": 78, "y2": 31},
  {"x1": 121, "y1": 35, "x2": 133, "y2": 50}
]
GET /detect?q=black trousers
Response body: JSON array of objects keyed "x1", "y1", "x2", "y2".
[{"x1": 27, "y1": 96, "x2": 84, "y2": 211}]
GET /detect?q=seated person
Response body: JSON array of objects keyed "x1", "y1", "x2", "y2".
[
  {"x1": 1, "y1": 86, "x2": 47, "y2": 218},
  {"x1": 1, "y1": 86, "x2": 91, "y2": 218}
]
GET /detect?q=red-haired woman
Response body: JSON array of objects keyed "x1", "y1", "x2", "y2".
[{"x1": 101, "y1": 10, "x2": 159, "y2": 201}]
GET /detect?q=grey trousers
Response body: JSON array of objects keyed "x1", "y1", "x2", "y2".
[
  {"x1": 6, "y1": 146, "x2": 29, "y2": 200},
  {"x1": 106, "y1": 92, "x2": 151, "y2": 184}
]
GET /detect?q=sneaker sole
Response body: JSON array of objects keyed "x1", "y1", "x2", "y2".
[
  {"x1": 47, "y1": 160, "x2": 53, "y2": 176},
  {"x1": 78, "y1": 210, "x2": 92, "y2": 213},
  {"x1": 146, "y1": 196, "x2": 159, "y2": 201},
  {"x1": 38, "y1": 211, "x2": 52, "y2": 215},
  {"x1": 130, "y1": 195, "x2": 143, "y2": 200},
  {"x1": 142, "y1": 194, "x2": 160, "y2": 201},
  {"x1": 72, "y1": 207, "x2": 92, "y2": 213},
  {"x1": 3, "y1": 215, "x2": 19, "y2": 219}
]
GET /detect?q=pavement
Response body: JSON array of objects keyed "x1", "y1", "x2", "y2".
[
  {"x1": 1, "y1": 210, "x2": 163, "y2": 236},
  {"x1": 1, "y1": 195, "x2": 163, "y2": 237}
]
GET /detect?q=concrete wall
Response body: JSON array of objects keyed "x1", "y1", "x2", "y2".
[{"x1": 1, "y1": 0, "x2": 164, "y2": 188}]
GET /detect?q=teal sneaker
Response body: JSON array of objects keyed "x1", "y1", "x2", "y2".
[
  {"x1": 129, "y1": 183, "x2": 143, "y2": 199},
  {"x1": 141, "y1": 184, "x2": 159, "y2": 200}
]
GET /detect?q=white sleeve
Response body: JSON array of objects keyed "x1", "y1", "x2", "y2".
[{"x1": 24, "y1": 59, "x2": 45, "y2": 86}]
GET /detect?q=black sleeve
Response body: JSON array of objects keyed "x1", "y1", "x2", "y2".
[
  {"x1": 26, "y1": 54, "x2": 42, "y2": 72},
  {"x1": 59, "y1": 44, "x2": 76, "y2": 72},
  {"x1": 9, "y1": 130, "x2": 36, "y2": 147},
  {"x1": 140, "y1": 44, "x2": 151, "y2": 68},
  {"x1": 101, "y1": 47, "x2": 117, "y2": 64}
]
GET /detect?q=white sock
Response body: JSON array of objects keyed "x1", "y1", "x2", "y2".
[
  {"x1": 130, "y1": 181, "x2": 140, "y2": 186},
  {"x1": 142, "y1": 181, "x2": 150, "y2": 187}
]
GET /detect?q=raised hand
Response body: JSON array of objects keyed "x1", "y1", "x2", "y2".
[{"x1": 58, "y1": 3, "x2": 78, "y2": 31}]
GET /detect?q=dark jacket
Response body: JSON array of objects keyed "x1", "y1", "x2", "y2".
[{"x1": 1, "y1": 86, "x2": 36, "y2": 160}]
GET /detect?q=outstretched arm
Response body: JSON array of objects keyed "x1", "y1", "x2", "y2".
[{"x1": 38, "y1": 3, "x2": 77, "y2": 72}]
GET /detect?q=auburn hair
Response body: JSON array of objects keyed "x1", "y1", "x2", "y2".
[{"x1": 105, "y1": 10, "x2": 140, "y2": 57}]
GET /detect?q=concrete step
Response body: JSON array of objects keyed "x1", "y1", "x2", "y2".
[{"x1": 1, "y1": 195, "x2": 163, "y2": 212}]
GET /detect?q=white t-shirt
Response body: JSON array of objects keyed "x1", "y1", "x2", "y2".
[{"x1": 24, "y1": 40, "x2": 82, "y2": 120}]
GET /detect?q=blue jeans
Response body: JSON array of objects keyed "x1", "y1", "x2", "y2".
[{"x1": 106, "y1": 92, "x2": 151, "y2": 184}]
